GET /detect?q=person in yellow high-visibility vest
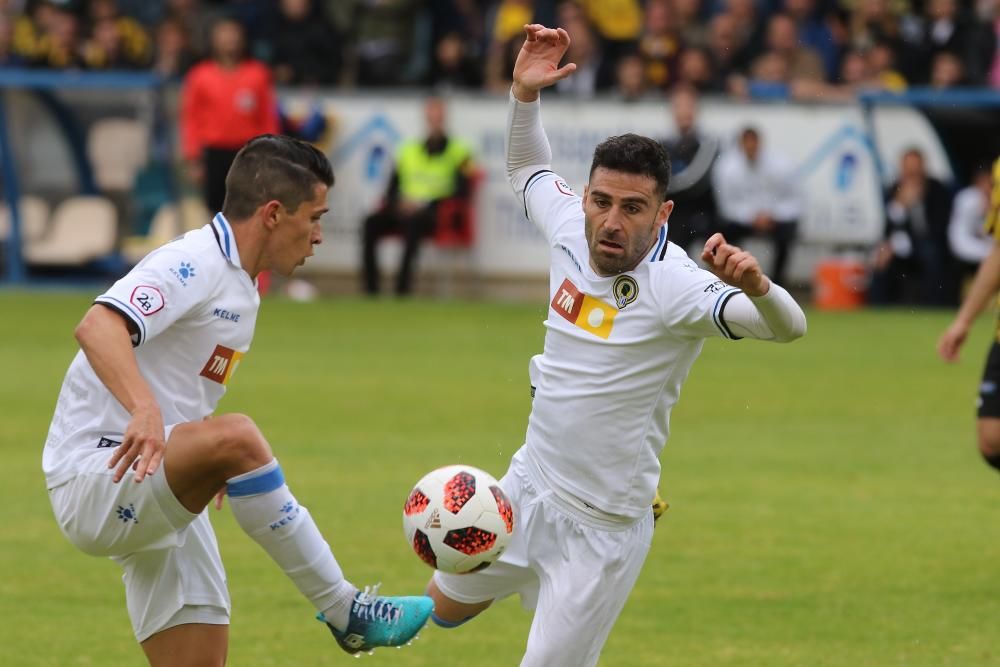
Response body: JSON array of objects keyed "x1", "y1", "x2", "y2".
[{"x1": 362, "y1": 96, "x2": 474, "y2": 295}]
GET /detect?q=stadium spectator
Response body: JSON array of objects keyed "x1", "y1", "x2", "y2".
[
  {"x1": 581, "y1": 0, "x2": 643, "y2": 87},
  {"x1": 712, "y1": 126, "x2": 801, "y2": 286},
  {"x1": 674, "y1": 46, "x2": 717, "y2": 91},
  {"x1": 267, "y1": 0, "x2": 341, "y2": 86},
  {"x1": 553, "y1": 12, "x2": 607, "y2": 97},
  {"x1": 659, "y1": 85, "x2": 719, "y2": 252},
  {"x1": 752, "y1": 12, "x2": 826, "y2": 83},
  {"x1": 180, "y1": 16, "x2": 279, "y2": 215},
  {"x1": 929, "y1": 49, "x2": 965, "y2": 88},
  {"x1": 783, "y1": 0, "x2": 840, "y2": 80},
  {"x1": 706, "y1": 13, "x2": 746, "y2": 88},
  {"x1": 0, "y1": 12, "x2": 28, "y2": 66},
  {"x1": 426, "y1": 30, "x2": 484, "y2": 90},
  {"x1": 26, "y1": 3, "x2": 84, "y2": 68},
  {"x1": 343, "y1": 0, "x2": 424, "y2": 87},
  {"x1": 948, "y1": 164, "x2": 995, "y2": 282},
  {"x1": 151, "y1": 15, "x2": 197, "y2": 78},
  {"x1": 869, "y1": 147, "x2": 956, "y2": 306},
  {"x1": 361, "y1": 96, "x2": 475, "y2": 296},
  {"x1": 612, "y1": 51, "x2": 650, "y2": 102},
  {"x1": 673, "y1": 0, "x2": 710, "y2": 48},
  {"x1": 725, "y1": 0, "x2": 767, "y2": 66},
  {"x1": 85, "y1": 0, "x2": 151, "y2": 68},
  {"x1": 637, "y1": 0, "x2": 683, "y2": 90}
]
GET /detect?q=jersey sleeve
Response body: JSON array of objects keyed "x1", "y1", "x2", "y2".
[
  {"x1": 986, "y1": 157, "x2": 1000, "y2": 241},
  {"x1": 656, "y1": 257, "x2": 744, "y2": 340},
  {"x1": 94, "y1": 244, "x2": 210, "y2": 347},
  {"x1": 521, "y1": 169, "x2": 583, "y2": 243}
]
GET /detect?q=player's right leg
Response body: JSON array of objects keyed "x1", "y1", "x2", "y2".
[
  {"x1": 161, "y1": 414, "x2": 433, "y2": 655},
  {"x1": 141, "y1": 623, "x2": 228, "y2": 667},
  {"x1": 976, "y1": 418, "x2": 1000, "y2": 474}
]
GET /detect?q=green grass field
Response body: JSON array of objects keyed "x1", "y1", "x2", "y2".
[{"x1": 1, "y1": 290, "x2": 998, "y2": 666}]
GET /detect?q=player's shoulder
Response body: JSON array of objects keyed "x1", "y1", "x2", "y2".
[
  {"x1": 646, "y1": 242, "x2": 717, "y2": 291},
  {"x1": 133, "y1": 226, "x2": 225, "y2": 283}
]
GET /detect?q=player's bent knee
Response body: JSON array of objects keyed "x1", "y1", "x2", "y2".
[{"x1": 215, "y1": 413, "x2": 271, "y2": 464}]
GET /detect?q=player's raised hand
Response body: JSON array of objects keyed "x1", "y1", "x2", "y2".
[
  {"x1": 701, "y1": 233, "x2": 771, "y2": 297},
  {"x1": 937, "y1": 320, "x2": 970, "y2": 363},
  {"x1": 512, "y1": 24, "x2": 577, "y2": 101},
  {"x1": 109, "y1": 404, "x2": 165, "y2": 483}
]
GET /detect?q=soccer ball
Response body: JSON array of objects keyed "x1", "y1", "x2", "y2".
[{"x1": 402, "y1": 465, "x2": 514, "y2": 574}]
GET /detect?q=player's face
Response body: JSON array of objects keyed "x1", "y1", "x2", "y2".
[
  {"x1": 270, "y1": 182, "x2": 327, "y2": 276},
  {"x1": 583, "y1": 167, "x2": 672, "y2": 276}
]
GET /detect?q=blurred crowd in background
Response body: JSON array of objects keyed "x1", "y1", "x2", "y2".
[{"x1": 0, "y1": 0, "x2": 998, "y2": 100}]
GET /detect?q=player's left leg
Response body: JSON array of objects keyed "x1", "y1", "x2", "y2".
[
  {"x1": 974, "y1": 344, "x2": 1000, "y2": 475},
  {"x1": 519, "y1": 508, "x2": 654, "y2": 667},
  {"x1": 141, "y1": 623, "x2": 228, "y2": 667}
]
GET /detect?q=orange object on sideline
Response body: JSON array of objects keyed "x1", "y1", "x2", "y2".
[{"x1": 813, "y1": 259, "x2": 867, "y2": 310}]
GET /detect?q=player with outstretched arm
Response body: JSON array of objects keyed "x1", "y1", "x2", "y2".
[
  {"x1": 425, "y1": 24, "x2": 807, "y2": 666},
  {"x1": 42, "y1": 135, "x2": 432, "y2": 665},
  {"x1": 938, "y1": 156, "x2": 1000, "y2": 475}
]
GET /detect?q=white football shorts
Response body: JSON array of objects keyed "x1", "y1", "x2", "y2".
[
  {"x1": 47, "y1": 429, "x2": 230, "y2": 642},
  {"x1": 433, "y1": 446, "x2": 654, "y2": 667}
]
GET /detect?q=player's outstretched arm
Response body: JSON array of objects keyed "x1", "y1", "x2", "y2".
[
  {"x1": 701, "y1": 233, "x2": 806, "y2": 342},
  {"x1": 511, "y1": 24, "x2": 576, "y2": 103},
  {"x1": 506, "y1": 25, "x2": 575, "y2": 196},
  {"x1": 938, "y1": 240, "x2": 1000, "y2": 362},
  {"x1": 74, "y1": 305, "x2": 165, "y2": 483}
]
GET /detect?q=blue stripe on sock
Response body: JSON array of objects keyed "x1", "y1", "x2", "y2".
[
  {"x1": 227, "y1": 465, "x2": 285, "y2": 497},
  {"x1": 432, "y1": 612, "x2": 471, "y2": 629}
]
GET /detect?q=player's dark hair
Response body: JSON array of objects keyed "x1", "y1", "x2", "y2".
[
  {"x1": 222, "y1": 134, "x2": 334, "y2": 221},
  {"x1": 589, "y1": 134, "x2": 672, "y2": 201}
]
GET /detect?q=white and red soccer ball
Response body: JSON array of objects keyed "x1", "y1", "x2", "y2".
[{"x1": 402, "y1": 465, "x2": 515, "y2": 574}]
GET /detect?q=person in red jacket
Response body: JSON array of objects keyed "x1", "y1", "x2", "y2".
[{"x1": 181, "y1": 17, "x2": 279, "y2": 215}]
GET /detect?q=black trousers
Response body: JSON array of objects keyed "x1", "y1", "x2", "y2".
[
  {"x1": 719, "y1": 219, "x2": 798, "y2": 287},
  {"x1": 362, "y1": 203, "x2": 438, "y2": 295},
  {"x1": 203, "y1": 147, "x2": 240, "y2": 215}
]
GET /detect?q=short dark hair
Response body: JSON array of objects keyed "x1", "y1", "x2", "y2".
[
  {"x1": 222, "y1": 134, "x2": 334, "y2": 221},
  {"x1": 589, "y1": 134, "x2": 672, "y2": 201}
]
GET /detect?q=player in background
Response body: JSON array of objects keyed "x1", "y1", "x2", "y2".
[
  {"x1": 426, "y1": 24, "x2": 807, "y2": 666},
  {"x1": 937, "y1": 157, "x2": 1000, "y2": 476},
  {"x1": 42, "y1": 135, "x2": 432, "y2": 666}
]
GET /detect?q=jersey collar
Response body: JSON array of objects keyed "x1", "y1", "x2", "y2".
[
  {"x1": 211, "y1": 213, "x2": 244, "y2": 270},
  {"x1": 644, "y1": 226, "x2": 669, "y2": 264}
]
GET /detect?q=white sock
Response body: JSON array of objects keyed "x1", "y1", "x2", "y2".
[{"x1": 227, "y1": 459, "x2": 357, "y2": 630}]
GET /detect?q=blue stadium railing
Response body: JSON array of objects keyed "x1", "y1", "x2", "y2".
[{"x1": 0, "y1": 68, "x2": 169, "y2": 284}]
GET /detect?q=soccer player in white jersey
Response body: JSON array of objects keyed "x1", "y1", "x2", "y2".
[
  {"x1": 43, "y1": 135, "x2": 433, "y2": 665},
  {"x1": 425, "y1": 25, "x2": 808, "y2": 666}
]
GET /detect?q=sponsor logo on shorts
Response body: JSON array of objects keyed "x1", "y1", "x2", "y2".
[
  {"x1": 551, "y1": 278, "x2": 617, "y2": 339},
  {"x1": 199, "y1": 344, "x2": 245, "y2": 385},
  {"x1": 97, "y1": 436, "x2": 121, "y2": 449},
  {"x1": 130, "y1": 286, "x2": 164, "y2": 316},
  {"x1": 116, "y1": 504, "x2": 139, "y2": 524}
]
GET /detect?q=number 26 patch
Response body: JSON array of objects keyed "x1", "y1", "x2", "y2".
[{"x1": 130, "y1": 285, "x2": 165, "y2": 316}]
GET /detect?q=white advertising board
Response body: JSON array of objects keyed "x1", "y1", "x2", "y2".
[{"x1": 286, "y1": 93, "x2": 950, "y2": 276}]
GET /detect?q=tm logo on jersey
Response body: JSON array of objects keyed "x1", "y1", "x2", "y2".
[
  {"x1": 200, "y1": 344, "x2": 244, "y2": 385},
  {"x1": 551, "y1": 278, "x2": 617, "y2": 339}
]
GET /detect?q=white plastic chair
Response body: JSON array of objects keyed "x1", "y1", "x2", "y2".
[
  {"x1": 0, "y1": 195, "x2": 50, "y2": 244},
  {"x1": 24, "y1": 196, "x2": 117, "y2": 265},
  {"x1": 121, "y1": 202, "x2": 181, "y2": 264},
  {"x1": 87, "y1": 118, "x2": 149, "y2": 192}
]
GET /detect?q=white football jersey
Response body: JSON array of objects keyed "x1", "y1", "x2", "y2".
[
  {"x1": 43, "y1": 214, "x2": 259, "y2": 488},
  {"x1": 520, "y1": 170, "x2": 741, "y2": 519}
]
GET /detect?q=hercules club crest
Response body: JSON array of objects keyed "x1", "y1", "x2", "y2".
[{"x1": 613, "y1": 275, "x2": 639, "y2": 309}]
